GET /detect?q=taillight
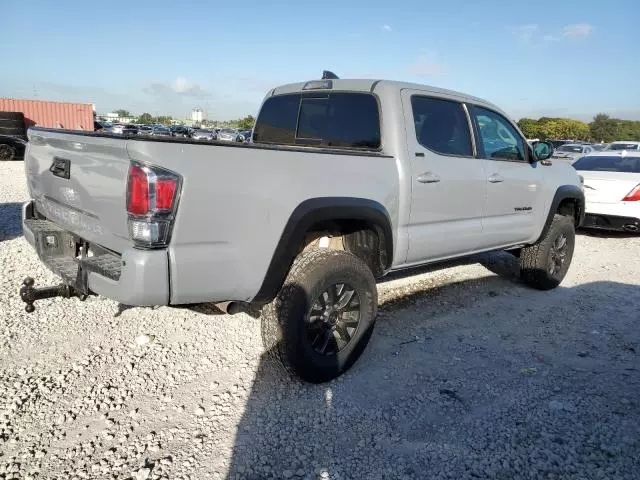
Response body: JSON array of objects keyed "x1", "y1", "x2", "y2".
[
  {"x1": 126, "y1": 162, "x2": 181, "y2": 248},
  {"x1": 622, "y1": 184, "x2": 640, "y2": 201},
  {"x1": 127, "y1": 165, "x2": 149, "y2": 215}
]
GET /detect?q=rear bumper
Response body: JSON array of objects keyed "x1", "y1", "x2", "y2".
[
  {"x1": 582, "y1": 213, "x2": 640, "y2": 232},
  {"x1": 22, "y1": 201, "x2": 170, "y2": 306}
]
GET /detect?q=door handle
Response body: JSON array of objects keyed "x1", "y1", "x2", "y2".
[
  {"x1": 417, "y1": 172, "x2": 441, "y2": 183},
  {"x1": 488, "y1": 174, "x2": 504, "y2": 183}
]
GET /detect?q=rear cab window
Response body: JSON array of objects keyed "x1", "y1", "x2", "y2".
[{"x1": 253, "y1": 92, "x2": 381, "y2": 150}]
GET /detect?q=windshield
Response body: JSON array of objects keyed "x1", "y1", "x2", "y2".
[
  {"x1": 556, "y1": 145, "x2": 583, "y2": 153},
  {"x1": 573, "y1": 155, "x2": 640, "y2": 173},
  {"x1": 606, "y1": 143, "x2": 640, "y2": 151}
]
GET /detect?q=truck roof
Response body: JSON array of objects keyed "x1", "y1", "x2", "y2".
[{"x1": 270, "y1": 78, "x2": 504, "y2": 115}]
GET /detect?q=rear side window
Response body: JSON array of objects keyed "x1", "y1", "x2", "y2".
[
  {"x1": 410, "y1": 96, "x2": 473, "y2": 156},
  {"x1": 253, "y1": 92, "x2": 381, "y2": 149}
]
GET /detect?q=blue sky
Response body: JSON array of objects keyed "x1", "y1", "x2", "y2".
[{"x1": 3, "y1": 0, "x2": 639, "y2": 121}]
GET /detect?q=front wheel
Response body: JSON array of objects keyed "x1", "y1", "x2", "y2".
[
  {"x1": 520, "y1": 214, "x2": 575, "y2": 290},
  {"x1": 261, "y1": 248, "x2": 378, "y2": 383}
]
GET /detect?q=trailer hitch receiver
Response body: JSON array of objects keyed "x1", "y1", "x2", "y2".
[{"x1": 19, "y1": 277, "x2": 89, "y2": 313}]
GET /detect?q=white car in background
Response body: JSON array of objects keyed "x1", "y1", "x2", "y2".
[
  {"x1": 551, "y1": 143, "x2": 595, "y2": 163},
  {"x1": 573, "y1": 151, "x2": 640, "y2": 233}
]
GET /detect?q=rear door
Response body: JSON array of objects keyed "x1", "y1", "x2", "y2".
[
  {"x1": 401, "y1": 90, "x2": 487, "y2": 263},
  {"x1": 26, "y1": 130, "x2": 132, "y2": 253},
  {"x1": 469, "y1": 105, "x2": 543, "y2": 246}
]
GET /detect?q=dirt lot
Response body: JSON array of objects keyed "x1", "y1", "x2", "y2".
[{"x1": 1, "y1": 161, "x2": 639, "y2": 480}]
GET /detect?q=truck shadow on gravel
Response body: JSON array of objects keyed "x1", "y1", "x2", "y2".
[
  {"x1": 226, "y1": 277, "x2": 640, "y2": 479},
  {"x1": 0, "y1": 202, "x2": 22, "y2": 242}
]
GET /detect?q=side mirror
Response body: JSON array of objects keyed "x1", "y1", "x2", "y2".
[{"x1": 532, "y1": 141, "x2": 554, "y2": 162}]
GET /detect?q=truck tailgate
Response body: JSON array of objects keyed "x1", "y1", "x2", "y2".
[{"x1": 26, "y1": 130, "x2": 132, "y2": 253}]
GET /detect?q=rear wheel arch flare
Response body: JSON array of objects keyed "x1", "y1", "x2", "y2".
[{"x1": 252, "y1": 197, "x2": 393, "y2": 305}]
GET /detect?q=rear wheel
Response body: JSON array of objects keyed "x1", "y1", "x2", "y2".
[
  {"x1": 261, "y1": 248, "x2": 377, "y2": 383},
  {"x1": 0, "y1": 144, "x2": 16, "y2": 161},
  {"x1": 520, "y1": 214, "x2": 575, "y2": 290}
]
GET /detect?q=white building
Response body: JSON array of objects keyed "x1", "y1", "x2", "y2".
[
  {"x1": 103, "y1": 112, "x2": 134, "y2": 124},
  {"x1": 191, "y1": 108, "x2": 204, "y2": 123}
]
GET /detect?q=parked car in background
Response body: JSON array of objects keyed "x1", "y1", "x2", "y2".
[
  {"x1": 573, "y1": 151, "x2": 640, "y2": 232},
  {"x1": 191, "y1": 129, "x2": 216, "y2": 141},
  {"x1": 171, "y1": 125, "x2": 192, "y2": 138},
  {"x1": 94, "y1": 120, "x2": 112, "y2": 132},
  {"x1": 150, "y1": 126, "x2": 172, "y2": 137},
  {"x1": 110, "y1": 124, "x2": 138, "y2": 135},
  {"x1": 239, "y1": 130, "x2": 253, "y2": 142},
  {"x1": 549, "y1": 139, "x2": 574, "y2": 148},
  {"x1": 0, "y1": 134, "x2": 26, "y2": 161},
  {"x1": 604, "y1": 141, "x2": 640, "y2": 151},
  {"x1": 590, "y1": 143, "x2": 608, "y2": 151},
  {"x1": 137, "y1": 125, "x2": 153, "y2": 136},
  {"x1": 551, "y1": 143, "x2": 595, "y2": 163},
  {"x1": 217, "y1": 128, "x2": 244, "y2": 142},
  {"x1": 0, "y1": 111, "x2": 27, "y2": 161}
]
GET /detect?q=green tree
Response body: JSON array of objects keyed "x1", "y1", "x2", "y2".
[
  {"x1": 114, "y1": 109, "x2": 131, "y2": 118},
  {"x1": 589, "y1": 114, "x2": 619, "y2": 143},
  {"x1": 236, "y1": 115, "x2": 255, "y2": 130},
  {"x1": 517, "y1": 118, "x2": 540, "y2": 138},
  {"x1": 138, "y1": 113, "x2": 153, "y2": 124},
  {"x1": 155, "y1": 116, "x2": 173, "y2": 125}
]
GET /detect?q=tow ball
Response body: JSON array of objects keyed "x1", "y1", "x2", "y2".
[{"x1": 19, "y1": 277, "x2": 90, "y2": 313}]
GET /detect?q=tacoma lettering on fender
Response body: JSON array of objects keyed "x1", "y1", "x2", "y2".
[{"x1": 20, "y1": 74, "x2": 584, "y2": 383}]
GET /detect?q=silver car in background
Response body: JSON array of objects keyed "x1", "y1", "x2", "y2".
[
  {"x1": 137, "y1": 125, "x2": 153, "y2": 136},
  {"x1": 191, "y1": 129, "x2": 217, "y2": 141},
  {"x1": 217, "y1": 128, "x2": 243, "y2": 142},
  {"x1": 551, "y1": 143, "x2": 594, "y2": 163},
  {"x1": 150, "y1": 126, "x2": 172, "y2": 137}
]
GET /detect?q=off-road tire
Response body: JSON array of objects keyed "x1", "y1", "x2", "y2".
[
  {"x1": 0, "y1": 144, "x2": 16, "y2": 161},
  {"x1": 261, "y1": 248, "x2": 378, "y2": 383},
  {"x1": 520, "y1": 214, "x2": 575, "y2": 290}
]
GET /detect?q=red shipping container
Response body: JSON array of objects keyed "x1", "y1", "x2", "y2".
[{"x1": 0, "y1": 98, "x2": 94, "y2": 131}]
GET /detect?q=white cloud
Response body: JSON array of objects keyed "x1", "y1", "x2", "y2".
[
  {"x1": 510, "y1": 23, "x2": 593, "y2": 45},
  {"x1": 408, "y1": 55, "x2": 447, "y2": 77},
  {"x1": 382, "y1": 24, "x2": 392, "y2": 32},
  {"x1": 145, "y1": 77, "x2": 208, "y2": 97},
  {"x1": 510, "y1": 24, "x2": 538, "y2": 42},
  {"x1": 562, "y1": 23, "x2": 593, "y2": 38}
]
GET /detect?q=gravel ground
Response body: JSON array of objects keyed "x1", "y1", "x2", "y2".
[{"x1": 1, "y1": 161, "x2": 639, "y2": 480}]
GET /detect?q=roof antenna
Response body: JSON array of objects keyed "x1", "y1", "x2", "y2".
[{"x1": 322, "y1": 70, "x2": 339, "y2": 80}]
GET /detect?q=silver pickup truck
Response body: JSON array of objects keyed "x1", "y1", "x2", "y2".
[{"x1": 20, "y1": 76, "x2": 584, "y2": 382}]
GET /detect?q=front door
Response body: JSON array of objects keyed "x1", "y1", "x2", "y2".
[
  {"x1": 402, "y1": 90, "x2": 487, "y2": 264},
  {"x1": 469, "y1": 105, "x2": 543, "y2": 246}
]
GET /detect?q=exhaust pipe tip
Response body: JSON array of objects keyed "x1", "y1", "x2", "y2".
[{"x1": 216, "y1": 301, "x2": 261, "y2": 318}]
